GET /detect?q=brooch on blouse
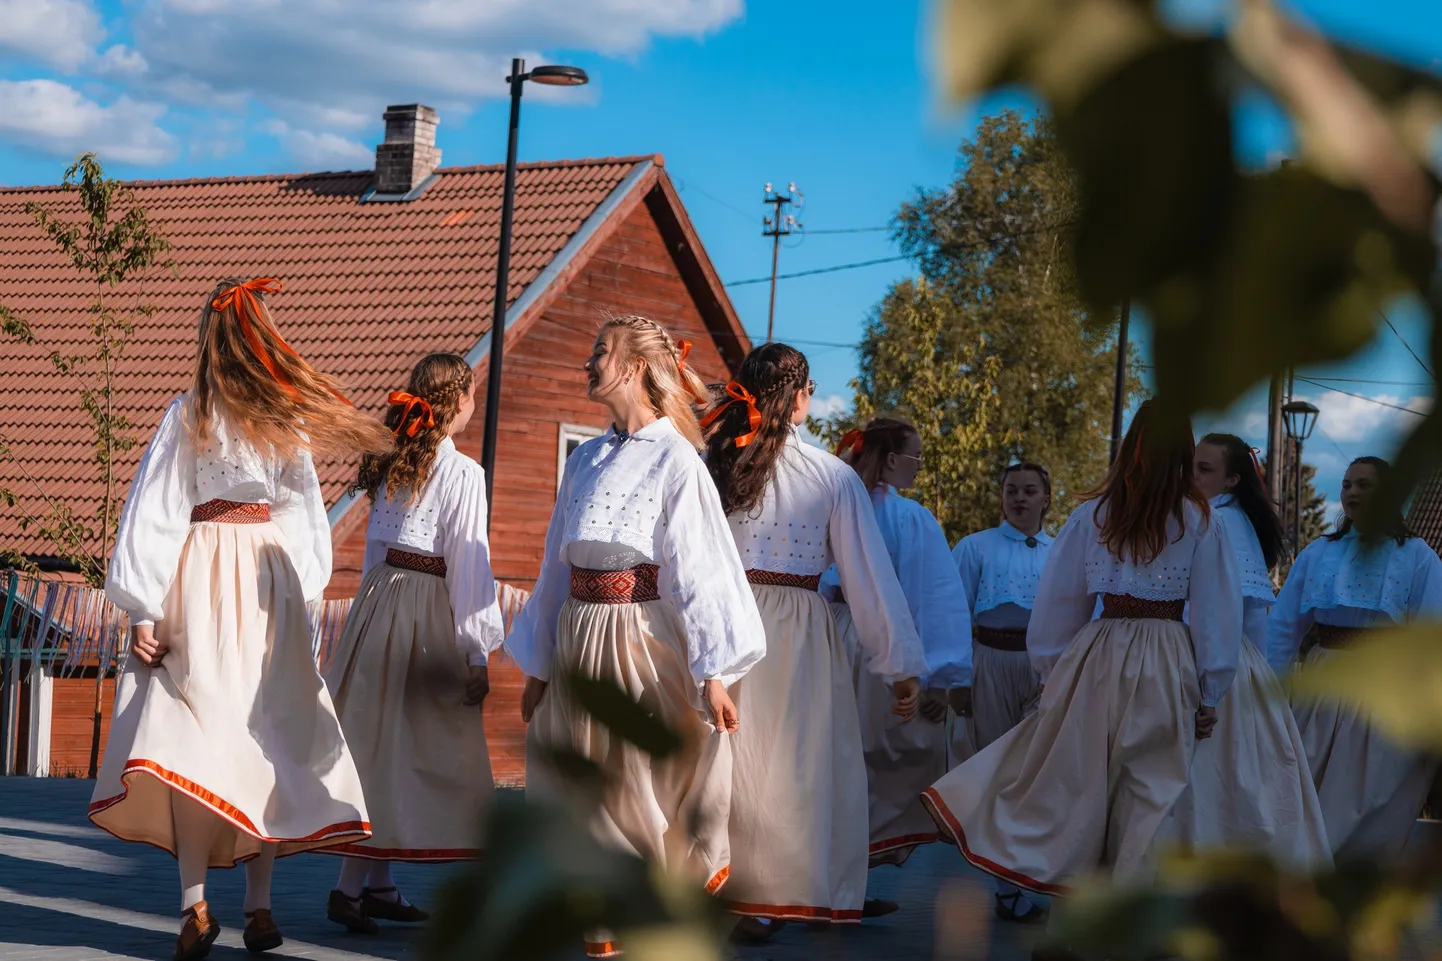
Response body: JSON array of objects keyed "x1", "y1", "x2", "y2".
[{"x1": 1026, "y1": 536, "x2": 1038, "y2": 548}]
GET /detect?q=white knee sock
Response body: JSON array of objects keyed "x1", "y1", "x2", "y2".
[
  {"x1": 337, "y1": 858, "x2": 370, "y2": 899},
  {"x1": 366, "y1": 862, "x2": 409, "y2": 905},
  {"x1": 243, "y1": 843, "x2": 277, "y2": 914},
  {"x1": 172, "y1": 794, "x2": 217, "y2": 912}
]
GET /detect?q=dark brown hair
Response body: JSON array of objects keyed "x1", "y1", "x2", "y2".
[
  {"x1": 191, "y1": 278, "x2": 391, "y2": 460},
  {"x1": 353, "y1": 353, "x2": 474, "y2": 503},
  {"x1": 839, "y1": 416, "x2": 920, "y2": 492},
  {"x1": 1326, "y1": 455, "x2": 1415, "y2": 546},
  {"x1": 1199, "y1": 432, "x2": 1286, "y2": 568},
  {"x1": 704, "y1": 343, "x2": 809, "y2": 515},
  {"x1": 1085, "y1": 401, "x2": 1209, "y2": 564}
]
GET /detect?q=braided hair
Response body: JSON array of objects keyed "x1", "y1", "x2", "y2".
[
  {"x1": 599, "y1": 314, "x2": 709, "y2": 450},
  {"x1": 353, "y1": 353, "x2": 474, "y2": 503},
  {"x1": 703, "y1": 343, "x2": 810, "y2": 515}
]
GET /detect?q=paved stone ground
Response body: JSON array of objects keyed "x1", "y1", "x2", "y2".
[{"x1": 0, "y1": 778, "x2": 1035, "y2": 961}]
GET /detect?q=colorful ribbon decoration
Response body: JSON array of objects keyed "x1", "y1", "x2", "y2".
[
  {"x1": 836, "y1": 428, "x2": 864, "y2": 457},
  {"x1": 1249, "y1": 446, "x2": 1266, "y2": 483},
  {"x1": 210, "y1": 278, "x2": 353, "y2": 407},
  {"x1": 699, "y1": 381, "x2": 762, "y2": 448},
  {"x1": 675, "y1": 339, "x2": 709, "y2": 403},
  {"x1": 388, "y1": 391, "x2": 436, "y2": 438}
]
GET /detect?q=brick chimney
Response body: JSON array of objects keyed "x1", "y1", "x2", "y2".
[{"x1": 375, "y1": 104, "x2": 441, "y2": 195}]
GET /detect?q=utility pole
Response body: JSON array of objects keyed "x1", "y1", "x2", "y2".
[
  {"x1": 1109, "y1": 298, "x2": 1131, "y2": 462},
  {"x1": 762, "y1": 182, "x2": 801, "y2": 343},
  {"x1": 1266, "y1": 371, "x2": 1285, "y2": 506}
]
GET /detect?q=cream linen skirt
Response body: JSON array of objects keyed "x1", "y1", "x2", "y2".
[
  {"x1": 832, "y1": 601, "x2": 946, "y2": 868},
  {"x1": 923, "y1": 616, "x2": 1198, "y2": 894},
  {"x1": 321, "y1": 561, "x2": 492, "y2": 861},
  {"x1": 969, "y1": 635, "x2": 1043, "y2": 751},
  {"x1": 89, "y1": 519, "x2": 370, "y2": 865},
  {"x1": 1151, "y1": 638, "x2": 1331, "y2": 869},
  {"x1": 525, "y1": 595, "x2": 732, "y2": 893},
  {"x1": 1292, "y1": 645, "x2": 1437, "y2": 861},
  {"x1": 725, "y1": 587, "x2": 868, "y2": 921}
]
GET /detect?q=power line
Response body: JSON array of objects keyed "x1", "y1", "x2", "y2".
[
  {"x1": 1314, "y1": 423, "x2": 1350, "y2": 461},
  {"x1": 1306, "y1": 376, "x2": 1435, "y2": 386},
  {"x1": 672, "y1": 178, "x2": 755, "y2": 224},
  {"x1": 1379, "y1": 310, "x2": 1435, "y2": 381},
  {"x1": 727, "y1": 255, "x2": 910, "y2": 286},
  {"x1": 803, "y1": 226, "x2": 890, "y2": 234},
  {"x1": 1295, "y1": 376, "x2": 1429, "y2": 416}
]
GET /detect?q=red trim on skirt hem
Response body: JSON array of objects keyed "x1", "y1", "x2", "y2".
[
  {"x1": 584, "y1": 941, "x2": 622, "y2": 959},
  {"x1": 88, "y1": 759, "x2": 371, "y2": 853},
  {"x1": 705, "y1": 865, "x2": 730, "y2": 894},
  {"x1": 868, "y1": 832, "x2": 940, "y2": 856},
  {"x1": 316, "y1": 843, "x2": 480, "y2": 863},
  {"x1": 920, "y1": 787, "x2": 1068, "y2": 896},
  {"x1": 726, "y1": 901, "x2": 864, "y2": 922}
]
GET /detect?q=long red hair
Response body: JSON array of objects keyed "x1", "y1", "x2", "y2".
[{"x1": 1084, "y1": 401, "x2": 1209, "y2": 564}]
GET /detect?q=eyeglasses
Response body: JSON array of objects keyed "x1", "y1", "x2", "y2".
[
  {"x1": 896, "y1": 452, "x2": 923, "y2": 466},
  {"x1": 805, "y1": 380, "x2": 816, "y2": 396}
]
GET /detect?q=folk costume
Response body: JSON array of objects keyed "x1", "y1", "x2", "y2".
[
  {"x1": 92, "y1": 396, "x2": 370, "y2": 900},
  {"x1": 1149, "y1": 494, "x2": 1331, "y2": 868},
  {"x1": 507, "y1": 417, "x2": 765, "y2": 958},
  {"x1": 322, "y1": 436, "x2": 505, "y2": 865},
  {"x1": 1266, "y1": 531, "x2": 1442, "y2": 860},
  {"x1": 727, "y1": 432, "x2": 929, "y2": 920},
  {"x1": 923, "y1": 500, "x2": 1242, "y2": 893},
  {"x1": 825, "y1": 484, "x2": 968, "y2": 869}
]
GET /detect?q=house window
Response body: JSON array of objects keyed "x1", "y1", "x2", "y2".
[{"x1": 558, "y1": 423, "x2": 604, "y2": 491}]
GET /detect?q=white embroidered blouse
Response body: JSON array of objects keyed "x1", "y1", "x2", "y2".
[
  {"x1": 953, "y1": 521, "x2": 1054, "y2": 631},
  {"x1": 505, "y1": 417, "x2": 766, "y2": 687},
  {"x1": 1264, "y1": 530, "x2": 1442, "y2": 675},
  {"x1": 363, "y1": 437, "x2": 506, "y2": 667},
  {"x1": 1209, "y1": 493, "x2": 1276, "y2": 646},
  {"x1": 734, "y1": 434, "x2": 929, "y2": 682},
  {"x1": 105, "y1": 395, "x2": 331, "y2": 625},
  {"x1": 1026, "y1": 499, "x2": 1243, "y2": 706}
]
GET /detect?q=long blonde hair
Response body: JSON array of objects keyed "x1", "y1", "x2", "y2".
[
  {"x1": 353, "y1": 353, "x2": 473, "y2": 503},
  {"x1": 190, "y1": 278, "x2": 391, "y2": 460},
  {"x1": 602, "y1": 315, "x2": 709, "y2": 450}
]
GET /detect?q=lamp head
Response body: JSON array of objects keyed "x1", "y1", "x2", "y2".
[
  {"x1": 528, "y1": 64, "x2": 589, "y2": 86},
  {"x1": 1281, "y1": 400, "x2": 1320, "y2": 443}
]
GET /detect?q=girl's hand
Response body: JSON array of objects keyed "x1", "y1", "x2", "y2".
[
  {"x1": 703, "y1": 679, "x2": 739, "y2": 734},
  {"x1": 129, "y1": 624, "x2": 168, "y2": 666},
  {"x1": 947, "y1": 686, "x2": 973, "y2": 719},
  {"x1": 464, "y1": 665, "x2": 490, "y2": 706},
  {"x1": 920, "y1": 688, "x2": 949, "y2": 723},
  {"x1": 1195, "y1": 705, "x2": 1218, "y2": 740},
  {"x1": 520, "y1": 676, "x2": 548, "y2": 723},
  {"x1": 891, "y1": 676, "x2": 920, "y2": 721}
]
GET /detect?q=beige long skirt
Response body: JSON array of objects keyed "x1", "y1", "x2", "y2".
[
  {"x1": 525, "y1": 596, "x2": 732, "y2": 893},
  {"x1": 725, "y1": 588, "x2": 867, "y2": 921},
  {"x1": 1292, "y1": 646, "x2": 1438, "y2": 860},
  {"x1": 968, "y1": 641, "x2": 1043, "y2": 751},
  {"x1": 923, "y1": 617, "x2": 1198, "y2": 894},
  {"x1": 89, "y1": 520, "x2": 370, "y2": 865},
  {"x1": 321, "y1": 562, "x2": 492, "y2": 861},
  {"x1": 832, "y1": 601, "x2": 946, "y2": 868},
  {"x1": 1151, "y1": 639, "x2": 1331, "y2": 869}
]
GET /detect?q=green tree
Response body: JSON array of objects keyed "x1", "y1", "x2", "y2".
[
  {"x1": 1266, "y1": 450, "x2": 1329, "y2": 581},
  {"x1": 813, "y1": 111, "x2": 1142, "y2": 542},
  {"x1": 0, "y1": 154, "x2": 171, "y2": 586}
]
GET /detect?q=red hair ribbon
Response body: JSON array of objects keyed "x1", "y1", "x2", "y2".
[
  {"x1": 1249, "y1": 446, "x2": 1265, "y2": 482},
  {"x1": 836, "y1": 428, "x2": 864, "y2": 458},
  {"x1": 699, "y1": 381, "x2": 761, "y2": 447},
  {"x1": 675, "y1": 339, "x2": 709, "y2": 403},
  {"x1": 388, "y1": 391, "x2": 436, "y2": 438},
  {"x1": 210, "y1": 277, "x2": 354, "y2": 407}
]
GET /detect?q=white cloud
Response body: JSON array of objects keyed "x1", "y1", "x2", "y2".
[
  {"x1": 1297, "y1": 389, "x2": 1431, "y2": 447},
  {"x1": 259, "y1": 119, "x2": 370, "y2": 170},
  {"x1": 95, "y1": 44, "x2": 149, "y2": 79},
  {"x1": 0, "y1": 79, "x2": 178, "y2": 164},
  {"x1": 809, "y1": 393, "x2": 850, "y2": 421},
  {"x1": 0, "y1": 0, "x2": 104, "y2": 71},
  {"x1": 125, "y1": 0, "x2": 742, "y2": 126}
]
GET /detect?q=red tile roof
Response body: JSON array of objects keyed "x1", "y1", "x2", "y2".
[
  {"x1": 1407, "y1": 471, "x2": 1442, "y2": 557},
  {"x1": 0, "y1": 156, "x2": 655, "y2": 557}
]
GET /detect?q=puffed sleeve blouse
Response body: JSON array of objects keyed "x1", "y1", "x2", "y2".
[
  {"x1": 505, "y1": 417, "x2": 766, "y2": 688},
  {"x1": 952, "y1": 521, "x2": 1054, "y2": 631},
  {"x1": 729, "y1": 432, "x2": 929, "y2": 682},
  {"x1": 363, "y1": 437, "x2": 506, "y2": 666},
  {"x1": 1209, "y1": 493, "x2": 1276, "y2": 647},
  {"x1": 1025, "y1": 499, "x2": 1243, "y2": 707},
  {"x1": 105, "y1": 394, "x2": 331, "y2": 624},
  {"x1": 1265, "y1": 529, "x2": 1442, "y2": 675}
]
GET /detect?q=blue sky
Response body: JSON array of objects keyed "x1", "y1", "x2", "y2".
[{"x1": 0, "y1": 0, "x2": 1437, "y2": 515}]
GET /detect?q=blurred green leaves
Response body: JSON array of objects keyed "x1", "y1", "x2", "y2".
[{"x1": 562, "y1": 670, "x2": 683, "y2": 760}]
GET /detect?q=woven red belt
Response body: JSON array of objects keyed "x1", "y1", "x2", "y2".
[
  {"x1": 1099, "y1": 594, "x2": 1185, "y2": 621},
  {"x1": 1315, "y1": 623, "x2": 1363, "y2": 650},
  {"x1": 386, "y1": 548, "x2": 447, "y2": 577},
  {"x1": 570, "y1": 565, "x2": 661, "y2": 605},
  {"x1": 745, "y1": 569, "x2": 822, "y2": 591},
  {"x1": 190, "y1": 499, "x2": 270, "y2": 524},
  {"x1": 974, "y1": 626, "x2": 1028, "y2": 652}
]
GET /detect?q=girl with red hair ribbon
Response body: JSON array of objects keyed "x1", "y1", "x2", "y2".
[
  {"x1": 92, "y1": 279, "x2": 391, "y2": 960},
  {"x1": 320, "y1": 353, "x2": 506, "y2": 932}
]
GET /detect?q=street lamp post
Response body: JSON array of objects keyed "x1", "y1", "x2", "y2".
[
  {"x1": 1281, "y1": 399, "x2": 1320, "y2": 554},
  {"x1": 480, "y1": 58, "x2": 589, "y2": 529}
]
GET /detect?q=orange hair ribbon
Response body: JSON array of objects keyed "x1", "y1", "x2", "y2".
[
  {"x1": 836, "y1": 428, "x2": 864, "y2": 458},
  {"x1": 388, "y1": 391, "x2": 436, "y2": 438},
  {"x1": 675, "y1": 339, "x2": 709, "y2": 403},
  {"x1": 210, "y1": 278, "x2": 354, "y2": 407},
  {"x1": 699, "y1": 381, "x2": 761, "y2": 448},
  {"x1": 1249, "y1": 446, "x2": 1265, "y2": 483}
]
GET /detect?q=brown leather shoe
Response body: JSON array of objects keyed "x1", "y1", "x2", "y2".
[
  {"x1": 174, "y1": 901, "x2": 221, "y2": 961},
  {"x1": 362, "y1": 886, "x2": 430, "y2": 923},
  {"x1": 243, "y1": 909, "x2": 284, "y2": 954},
  {"x1": 326, "y1": 890, "x2": 379, "y2": 934}
]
